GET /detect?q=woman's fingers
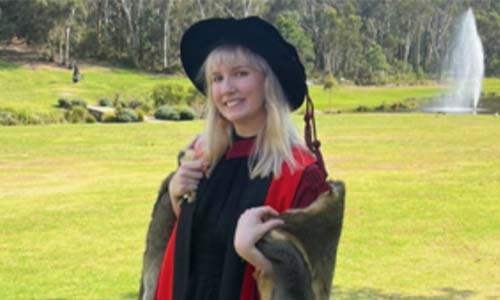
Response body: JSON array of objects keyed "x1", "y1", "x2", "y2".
[
  {"x1": 181, "y1": 159, "x2": 209, "y2": 172},
  {"x1": 168, "y1": 159, "x2": 209, "y2": 203},
  {"x1": 179, "y1": 168, "x2": 204, "y2": 180},
  {"x1": 260, "y1": 218, "x2": 284, "y2": 232},
  {"x1": 238, "y1": 206, "x2": 284, "y2": 238},
  {"x1": 243, "y1": 206, "x2": 280, "y2": 219}
]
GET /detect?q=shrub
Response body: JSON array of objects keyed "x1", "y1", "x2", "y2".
[
  {"x1": 58, "y1": 98, "x2": 72, "y2": 109},
  {"x1": 185, "y1": 87, "x2": 204, "y2": 106},
  {"x1": 128, "y1": 98, "x2": 146, "y2": 110},
  {"x1": 98, "y1": 98, "x2": 113, "y2": 107},
  {"x1": 163, "y1": 63, "x2": 183, "y2": 75},
  {"x1": 152, "y1": 83, "x2": 186, "y2": 107},
  {"x1": 139, "y1": 102, "x2": 153, "y2": 114},
  {"x1": 15, "y1": 111, "x2": 42, "y2": 124},
  {"x1": 323, "y1": 73, "x2": 338, "y2": 90},
  {"x1": 135, "y1": 108, "x2": 145, "y2": 122},
  {"x1": 115, "y1": 108, "x2": 139, "y2": 123},
  {"x1": 0, "y1": 111, "x2": 19, "y2": 125},
  {"x1": 101, "y1": 112, "x2": 117, "y2": 122},
  {"x1": 155, "y1": 105, "x2": 180, "y2": 120},
  {"x1": 85, "y1": 114, "x2": 97, "y2": 123},
  {"x1": 113, "y1": 93, "x2": 127, "y2": 109},
  {"x1": 64, "y1": 106, "x2": 88, "y2": 123},
  {"x1": 71, "y1": 99, "x2": 87, "y2": 108},
  {"x1": 355, "y1": 105, "x2": 369, "y2": 112},
  {"x1": 177, "y1": 106, "x2": 196, "y2": 120}
]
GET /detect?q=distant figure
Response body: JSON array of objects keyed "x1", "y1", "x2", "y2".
[{"x1": 72, "y1": 64, "x2": 81, "y2": 83}]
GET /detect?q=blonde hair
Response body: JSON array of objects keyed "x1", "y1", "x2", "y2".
[{"x1": 200, "y1": 45, "x2": 306, "y2": 179}]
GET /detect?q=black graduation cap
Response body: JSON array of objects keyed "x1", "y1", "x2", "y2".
[{"x1": 180, "y1": 16, "x2": 307, "y2": 111}]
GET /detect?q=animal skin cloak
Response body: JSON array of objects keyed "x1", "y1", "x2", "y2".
[{"x1": 138, "y1": 138, "x2": 344, "y2": 300}]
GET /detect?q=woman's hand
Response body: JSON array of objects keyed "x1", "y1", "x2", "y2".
[
  {"x1": 168, "y1": 158, "x2": 208, "y2": 216},
  {"x1": 234, "y1": 206, "x2": 284, "y2": 275}
]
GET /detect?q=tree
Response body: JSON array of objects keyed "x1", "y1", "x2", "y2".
[{"x1": 275, "y1": 12, "x2": 314, "y2": 73}]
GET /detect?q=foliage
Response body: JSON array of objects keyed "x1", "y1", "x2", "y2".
[
  {"x1": 2, "y1": 1, "x2": 500, "y2": 82},
  {"x1": 275, "y1": 12, "x2": 315, "y2": 72},
  {"x1": 70, "y1": 99, "x2": 87, "y2": 108},
  {"x1": 98, "y1": 98, "x2": 113, "y2": 107},
  {"x1": 357, "y1": 44, "x2": 389, "y2": 85},
  {"x1": 177, "y1": 106, "x2": 196, "y2": 120},
  {"x1": 58, "y1": 98, "x2": 72, "y2": 109},
  {"x1": 0, "y1": 111, "x2": 19, "y2": 125},
  {"x1": 154, "y1": 105, "x2": 179, "y2": 120},
  {"x1": 63, "y1": 106, "x2": 95, "y2": 123},
  {"x1": 152, "y1": 83, "x2": 186, "y2": 108},
  {"x1": 323, "y1": 73, "x2": 338, "y2": 90},
  {"x1": 101, "y1": 111, "x2": 117, "y2": 123},
  {"x1": 114, "y1": 108, "x2": 140, "y2": 123},
  {"x1": 135, "y1": 108, "x2": 145, "y2": 122},
  {"x1": 185, "y1": 87, "x2": 206, "y2": 118}
]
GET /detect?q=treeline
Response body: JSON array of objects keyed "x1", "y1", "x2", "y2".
[{"x1": 1, "y1": 0, "x2": 499, "y2": 84}]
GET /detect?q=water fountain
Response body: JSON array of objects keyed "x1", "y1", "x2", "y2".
[{"x1": 422, "y1": 8, "x2": 485, "y2": 114}]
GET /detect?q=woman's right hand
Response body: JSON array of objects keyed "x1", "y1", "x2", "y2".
[{"x1": 168, "y1": 159, "x2": 208, "y2": 216}]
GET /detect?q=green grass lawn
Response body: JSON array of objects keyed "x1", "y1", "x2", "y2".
[
  {"x1": 0, "y1": 60, "x2": 188, "y2": 115},
  {"x1": 1, "y1": 114, "x2": 499, "y2": 300},
  {"x1": 2, "y1": 59, "x2": 499, "y2": 117}
]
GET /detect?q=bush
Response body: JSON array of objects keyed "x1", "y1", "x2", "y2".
[
  {"x1": 101, "y1": 112, "x2": 117, "y2": 122},
  {"x1": 115, "y1": 108, "x2": 140, "y2": 123},
  {"x1": 177, "y1": 106, "x2": 196, "y2": 120},
  {"x1": 128, "y1": 98, "x2": 146, "y2": 110},
  {"x1": 0, "y1": 111, "x2": 19, "y2": 125},
  {"x1": 138, "y1": 102, "x2": 153, "y2": 114},
  {"x1": 64, "y1": 106, "x2": 87, "y2": 123},
  {"x1": 355, "y1": 105, "x2": 369, "y2": 112},
  {"x1": 155, "y1": 105, "x2": 180, "y2": 120},
  {"x1": 185, "y1": 87, "x2": 204, "y2": 106},
  {"x1": 58, "y1": 98, "x2": 72, "y2": 109},
  {"x1": 71, "y1": 99, "x2": 87, "y2": 108},
  {"x1": 1, "y1": 109, "x2": 65, "y2": 125},
  {"x1": 15, "y1": 110, "x2": 43, "y2": 124},
  {"x1": 98, "y1": 98, "x2": 113, "y2": 107},
  {"x1": 152, "y1": 83, "x2": 186, "y2": 107},
  {"x1": 163, "y1": 63, "x2": 183, "y2": 75},
  {"x1": 323, "y1": 73, "x2": 338, "y2": 90},
  {"x1": 135, "y1": 108, "x2": 145, "y2": 122},
  {"x1": 113, "y1": 93, "x2": 127, "y2": 109}
]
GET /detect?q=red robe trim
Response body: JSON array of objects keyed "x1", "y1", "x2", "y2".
[
  {"x1": 239, "y1": 147, "x2": 316, "y2": 300},
  {"x1": 155, "y1": 145, "x2": 316, "y2": 300}
]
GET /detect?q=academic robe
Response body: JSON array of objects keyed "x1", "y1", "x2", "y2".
[{"x1": 155, "y1": 136, "x2": 329, "y2": 300}]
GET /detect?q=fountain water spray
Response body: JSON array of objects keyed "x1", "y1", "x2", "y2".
[{"x1": 424, "y1": 8, "x2": 485, "y2": 114}]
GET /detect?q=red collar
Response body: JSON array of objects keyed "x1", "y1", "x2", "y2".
[{"x1": 225, "y1": 137, "x2": 255, "y2": 159}]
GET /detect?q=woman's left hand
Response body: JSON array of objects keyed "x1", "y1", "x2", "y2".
[{"x1": 234, "y1": 206, "x2": 284, "y2": 275}]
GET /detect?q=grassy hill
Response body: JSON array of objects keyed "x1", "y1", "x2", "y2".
[
  {"x1": 1, "y1": 114, "x2": 499, "y2": 299},
  {"x1": 3, "y1": 58, "x2": 499, "y2": 121}
]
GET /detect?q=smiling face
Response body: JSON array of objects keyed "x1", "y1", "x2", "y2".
[
  {"x1": 210, "y1": 64, "x2": 266, "y2": 136},
  {"x1": 205, "y1": 46, "x2": 268, "y2": 137}
]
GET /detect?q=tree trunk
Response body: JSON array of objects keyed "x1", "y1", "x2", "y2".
[
  {"x1": 163, "y1": 21, "x2": 168, "y2": 69},
  {"x1": 118, "y1": 0, "x2": 138, "y2": 66},
  {"x1": 196, "y1": 0, "x2": 206, "y2": 18},
  {"x1": 413, "y1": 21, "x2": 422, "y2": 73},
  {"x1": 403, "y1": 27, "x2": 411, "y2": 72},
  {"x1": 163, "y1": 0, "x2": 173, "y2": 69},
  {"x1": 243, "y1": 0, "x2": 253, "y2": 17},
  {"x1": 59, "y1": 38, "x2": 64, "y2": 65},
  {"x1": 96, "y1": 0, "x2": 103, "y2": 51},
  {"x1": 64, "y1": 7, "x2": 75, "y2": 68},
  {"x1": 64, "y1": 26, "x2": 71, "y2": 67}
]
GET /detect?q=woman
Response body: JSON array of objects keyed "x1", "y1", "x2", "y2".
[{"x1": 154, "y1": 17, "x2": 330, "y2": 300}]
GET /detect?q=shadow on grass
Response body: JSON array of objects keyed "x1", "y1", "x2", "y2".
[
  {"x1": 122, "y1": 291, "x2": 138, "y2": 299},
  {"x1": 333, "y1": 287, "x2": 475, "y2": 300}
]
